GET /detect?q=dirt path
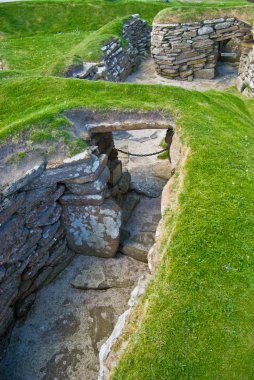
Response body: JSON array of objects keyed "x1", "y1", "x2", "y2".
[{"x1": 127, "y1": 57, "x2": 238, "y2": 91}]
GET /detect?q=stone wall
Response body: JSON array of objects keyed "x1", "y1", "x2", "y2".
[
  {"x1": 67, "y1": 14, "x2": 151, "y2": 82},
  {"x1": 151, "y1": 17, "x2": 253, "y2": 81},
  {"x1": 0, "y1": 146, "x2": 124, "y2": 338},
  {"x1": 237, "y1": 44, "x2": 254, "y2": 96}
]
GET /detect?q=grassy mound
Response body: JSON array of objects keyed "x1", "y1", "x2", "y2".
[{"x1": 155, "y1": 4, "x2": 254, "y2": 24}]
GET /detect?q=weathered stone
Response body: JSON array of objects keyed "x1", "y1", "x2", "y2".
[
  {"x1": 109, "y1": 160, "x2": 122, "y2": 186},
  {"x1": 198, "y1": 26, "x2": 214, "y2": 35},
  {"x1": 215, "y1": 22, "x2": 231, "y2": 30},
  {"x1": 30, "y1": 266, "x2": 54, "y2": 291},
  {"x1": 46, "y1": 239, "x2": 68, "y2": 267},
  {"x1": 2, "y1": 161, "x2": 46, "y2": 198},
  {"x1": 0, "y1": 273, "x2": 21, "y2": 310},
  {"x1": 15, "y1": 293, "x2": 36, "y2": 318},
  {"x1": 0, "y1": 307, "x2": 14, "y2": 336},
  {"x1": 62, "y1": 199, "x2": 121, "y2": 257},
  {"x1": 24, "y1": 153, "x2": 103, "y2": 189},
  {"x1": 19, "y1": 184, "x2": 57, "y2": 213},
  {"x1": 26, "y1": 203, "x2": 62, "y2": 228},
  {"x1": 9, "y1": 227, "x2": 42, "y2": 264},
  {"x1": 121, "y1": 241, "x2": 148, "y2": 263},
  {"x1": 194, "y1": 68, "x2": 215, "y2": 79},
  {"x1": 38, "y1": 221, "x2": 61, "y2": 247},
  {"x1": 0, "y1": 215, "x2": 29, "y2": 265},
  {"x1": 65, "y1": 166, "x2": 110, "y2": 195},
  {"x1": 71, "y1": 263, "x2": 134, "y2": 290},
  {"x1": 122, "y1": 192, "x2": 140, "y2": 225},
  {"x1": 0, "y1": 192, "x2": 26, "y2": 226},
  {"x1": 64, "y1": 154, "x2": 108, "y2": 184},
  {"x1": 0, "y1": 266, "x2": 6, "y2": 283},
  {"x1": 59, "y1": 193, "x2": 104, "y2": 206}
]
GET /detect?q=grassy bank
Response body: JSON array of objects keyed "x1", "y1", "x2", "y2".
[
  {"x1": 1, "y1": 77, "x2": 254, "y2": 378},
  {"x1": 1, "y1": 0, "x2": 252, "y2": 76}
]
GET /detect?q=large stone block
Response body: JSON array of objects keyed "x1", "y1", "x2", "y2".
[
  {"x1": 0, "y1": 215, "x2": 29, "y2": 265},
  {"x1": 2, "y1": 161, "x2": 46, "y2": 198},
  {"x1": 0, "y1": 192, "x2": 26, "y2": 226},
  {"x1": 65, "y1": 166, "x2": 110, "y2": 195},
  {"x1": 62, "y1": 199, "x2": 121, "y2": 257},
  {"x1": 194, "y1": 68, "x2": 215, "y2": 79},
  {"x1": 24, "y1": 153, "x2": 104, "y2": 189}
]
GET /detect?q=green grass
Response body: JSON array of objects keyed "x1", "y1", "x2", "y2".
[
  {"x1": 1, "y1": 77, "x2": 254, "y2": 379},
  {"x1": 1, "y1": 0, "x2": 253, "y2": 76},
  {"x1": 1, "y1": 0, "x2": 254, "y2": 377},
  {"x1": 155, "y1": 4, "x2": 254, "y2": 23}
]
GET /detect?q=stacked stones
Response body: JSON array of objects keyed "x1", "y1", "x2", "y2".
[
  {"x1": 0, "y1": 149, "x2": 122, "y2": 338},
  {"x1": 90, "y1": 132, "x2": 131, "y2": 205},
  {"x1": 102, "y1": 14, "x2": 151, "y2": 82},
  {"x1": 67, "y1": 14, "x2": 151, "y2": 82},
  {"x1": 237, "y1": 44, "x2": 254, "y2": 96},
  {"x1": 152, "y1": 17, "x2": 252, "y2": 81}
]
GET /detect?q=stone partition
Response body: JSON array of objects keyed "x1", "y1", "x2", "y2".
[
  {"x1": 0, "y1": 147, "x2": 124, "y2": 338},
  {"x1": 237, "y1": 44, "x2": 254, "y2": 96},
  {"x1": 152, "y1": 17, "x2": 253, "y2": 81},
  {"x1": 66, "y1": 14, "x2": 151, "y2": 82}
]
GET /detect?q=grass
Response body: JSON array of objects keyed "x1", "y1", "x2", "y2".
[
  {"x1": 1, "y1": 0, "x2": 254, "y2": 378},
  {"x1": 1, "y1": 77, "x2": 254, "y2": 378},
  {"x1": 1, "y1": 0, "x2": 253, "y2": 76},
  {"x1": 155, "y1": 4, "x2": 254, "y2": 23}
]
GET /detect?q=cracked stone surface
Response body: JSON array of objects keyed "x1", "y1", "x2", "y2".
[{"x1": 0, "y1": 254, "x2": 147, "y2": 380}]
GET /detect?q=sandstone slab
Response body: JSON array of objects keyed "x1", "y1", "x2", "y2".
[
  {"x1": 65, "y1": 166, "x2": 110, "y2": 195},
  {"x1": 62, "y1": 199, "x2": 121, "y2": 257}
]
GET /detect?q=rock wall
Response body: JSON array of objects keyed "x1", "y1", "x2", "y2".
[
  {"x1": 237, "y1": 44, "x2": 254, "y2": 96},
  {"x1": 67, "y1": 14, "x2": 151, "y2": 82},
  {"x1": 152, "y1": 17, "x2": 252, "y2": 81},
  {"x1": 0, "y1": 146, "x2": 124, "y2": 338}
]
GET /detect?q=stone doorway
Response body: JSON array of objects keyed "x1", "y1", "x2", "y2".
[{"x1": 216, "y1": 38, "x2": 241, "y2": 78}]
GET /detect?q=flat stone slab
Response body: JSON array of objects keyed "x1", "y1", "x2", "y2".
[
  {"x1": 1, "y1": 161, "x2": 46, "y2": 198},
  {"x1": 59, "y1": 193, "x2": 105, "y2": 206},
  {"x1": 65, "y1": 166, "x2": 110, "y2": 195},
  {"x1": 24, "y1": 153, "x2": 105, "y2": 190},
  {"x1": 62, "y1": 199, "x2": 121, "y2": 257},
  {"x1": 0, "y1": 254, "x2": 147, "y2": 380}
]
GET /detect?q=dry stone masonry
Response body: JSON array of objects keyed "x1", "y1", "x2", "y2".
[
  {"x1": 66, "y1": 14, "x2": 151, "y2": 82},
  {"x1": 152, "y1": 17, "x2": 253, "y2": 81},
  {"x1": 238, "y1": 44, "x2": 254, "y2": 96},
  {"x1": 0, "y1": 142, "x2": 129, "y2": 339}
]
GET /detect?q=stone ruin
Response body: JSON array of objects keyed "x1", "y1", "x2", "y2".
[
  {"x1": 66, "y1": 14, "x2": 151, "y2": 82},
  {"x1": 0, "y1": 110, "x2": 172, "y2": 345},
  {"x1": 238, "y1": 44, "x2": 254, "y2": 96},
  {"x1": 151, "y1": 17, "x2": 253, "y2": 81}
]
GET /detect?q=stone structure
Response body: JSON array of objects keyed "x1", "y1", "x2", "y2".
[
  {"x1": 152, "y1": 17, "x2": 253, "y2": 80},
  {"x1": 66, "y1": 14, "x2": 151, "y2": 82},
  {"x1": 237, "y1": 44, "x2": 254, "y2": 96},
  {"x1": 0, "y1": 144, "x2": 126, "y2": 338}
]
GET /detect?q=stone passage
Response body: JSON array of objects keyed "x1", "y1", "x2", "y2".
[
  {"x1": 152, "y1": 17, "x2": 253, "y2": 81},
  {"x1": 0, "y1": 148, "x2": 123, "y2": 340},
  {"x1": 238, "y1": 44, "x2": 254, "y2": 96},
  {"x1": 66, "y1": 14, "x2": 151, "y2": 82}
]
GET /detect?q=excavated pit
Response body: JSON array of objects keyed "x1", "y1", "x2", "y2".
[{"x1": 0, "y1": 117, "x2": 173, "y2": 380}]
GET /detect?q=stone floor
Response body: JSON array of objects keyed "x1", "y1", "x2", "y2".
[{"x1": 127, "y1": 56, "x2": 238, "y2": 91}]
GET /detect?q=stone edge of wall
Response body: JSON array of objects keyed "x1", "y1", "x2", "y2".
[
  {"x1": 66, "y1": 14, "x2": 151, "y2": 82},
  {"x1": 151, "y1": 17, "x2": 253, "y2": 81},
  {"x1": 237, "y1": 44, "x2": 254, "y2": 96},
  {"x1": 0, "y1": 140, "x2": 124, "y2": 339}
]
